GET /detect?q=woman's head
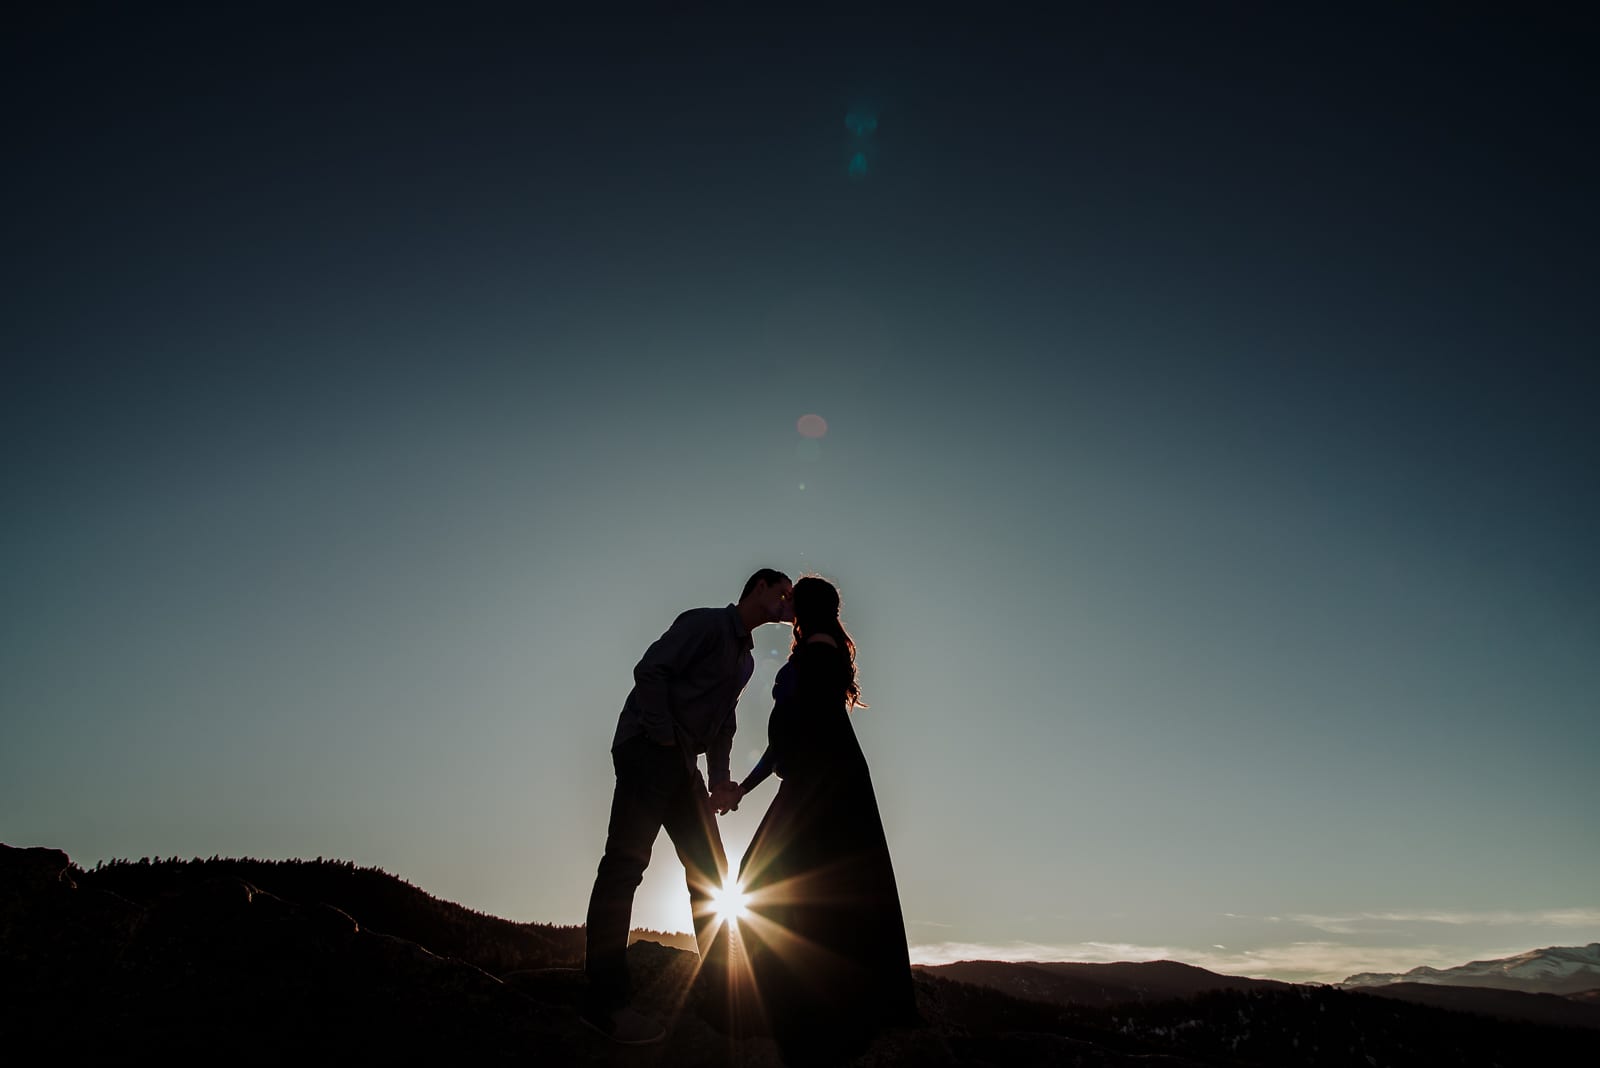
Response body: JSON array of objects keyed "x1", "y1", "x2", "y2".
[
  {"x1": 790, "y1": 575, "x2": 864, "y2": 708},
  {"x1": 790, "y1": 576, "x2": 840, "y2": 634}
]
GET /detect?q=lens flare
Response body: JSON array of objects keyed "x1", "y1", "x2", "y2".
[
  {"x1": 797, "y1": 413, "x2": 828, "y2": 438},
  {"x1": 845, "y1": 110, "x2": 878, "y2": 136}
]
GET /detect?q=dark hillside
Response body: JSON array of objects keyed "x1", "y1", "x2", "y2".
[
  {"x1": 81, "y1": 854, "x2": 584, "y2": 973},
  {"x1": 6, "y1": 845, "x2": 1597, "y2": 1066},
  {"x1": 1359, "y1": 981, "x2": 1600, "y2": 1030},
  {"x1": 921, "y1": 958, "x2": 1288, "y2": 1008},
  {"x1": 1103, "y1": 985, "x2": 1599, "y2": 1066}
]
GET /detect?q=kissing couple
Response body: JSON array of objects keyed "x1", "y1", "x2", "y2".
[{"x1": 581, "y1": 568, "x2": 917, "y2": 1054}]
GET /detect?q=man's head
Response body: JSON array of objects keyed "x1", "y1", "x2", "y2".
[{"x1": 739, "y1": 568, "x2": 794, "y2": 626}]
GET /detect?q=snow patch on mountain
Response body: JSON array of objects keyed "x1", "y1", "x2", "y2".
[{"x1": 1341, "y1": 943, "x2": 1600, "y2": 995}]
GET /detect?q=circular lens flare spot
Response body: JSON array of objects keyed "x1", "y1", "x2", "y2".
[
  {"x1": 710, "y1": 879, "x2": 751, "y2": 926},
  {"x1": 797, "y1": 413, "x2": 828, "y2": 438}
]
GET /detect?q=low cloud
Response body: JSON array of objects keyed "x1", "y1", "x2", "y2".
[
  {"x1": 1193, "y1": 942, "x2": 1471, "y2": 983},
  {"x1": 910, "y1": 940, "x2": 1177, "y2": 967},
  {"x1": 909, "y1": 939, "x2": 1497, "y2": 984},
  {"x1": 1286, "y1": 908, "x2": 1600, "y2": 935},
  {"x1": 908, "y1": 905, "x2": 1600, "y2": 983}
]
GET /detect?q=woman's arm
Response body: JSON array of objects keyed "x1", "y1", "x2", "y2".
[
  {"x1": 738, "y1": 747, "x2": 776, "y2": 794},
  {"x1": 735, "y1": 660, "x2": 797, "y2": 796}
]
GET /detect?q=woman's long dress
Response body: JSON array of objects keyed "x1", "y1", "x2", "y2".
[{"x1": 737, "y1": 640, "x2": 917, "y2": 1047}]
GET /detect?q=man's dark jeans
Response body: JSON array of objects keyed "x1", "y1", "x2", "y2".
[{"x1": 585, "y1": 735, "x2": 729, "y2": 1010}]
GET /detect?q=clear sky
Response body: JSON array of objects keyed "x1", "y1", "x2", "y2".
[{"x1": 4, "y1": 6, "x2": 1596, "y2": 982}]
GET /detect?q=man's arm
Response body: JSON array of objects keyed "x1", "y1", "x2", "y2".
[
  {"x1": 707, "y1": 710, "x2": 741, "y2": 813},
  {"x1": 632, "y1": 611, "x2": 713, "y2": 746},
  {"x1": 706, "y1": 707, "x2": 736, "y2": 788}
]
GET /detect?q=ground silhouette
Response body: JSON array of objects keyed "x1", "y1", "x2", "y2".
[{"x1": 4, "y1": 844, "x2": 1596, "y2": 1065}]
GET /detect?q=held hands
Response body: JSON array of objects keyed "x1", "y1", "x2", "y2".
[{"x1": 709, "y1": 781, "x2": 744, "y2": 815}]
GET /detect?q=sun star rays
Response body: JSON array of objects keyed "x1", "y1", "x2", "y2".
[{"x1": 688, "y1": 858, "x2": 887, "y2": 1042}]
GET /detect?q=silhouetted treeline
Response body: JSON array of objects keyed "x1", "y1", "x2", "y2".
[
  {"x1": 1113, "y1": 985, "x2": 1597, "y2": 1065},
  {"x1": 927, "y1": 977, "x2": 1599, "y2": 1066},
  {"x1": 630, "y1": 927, "x2": 696, "y2": 952},
  {"x1": 80, "y1": 855, "x2": 585, "y2": 973}
]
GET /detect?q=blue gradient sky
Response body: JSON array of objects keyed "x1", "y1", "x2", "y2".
[{"x1": 4, "y1": 7, "x2": 1596, "y2": 981}]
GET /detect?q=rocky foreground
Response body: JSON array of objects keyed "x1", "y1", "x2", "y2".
[{"x1": 3, "y1": 844, "x2": 1595, "y2": 1066}]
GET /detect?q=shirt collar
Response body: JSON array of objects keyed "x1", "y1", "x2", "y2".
[{"x1": 726, "y1": 603, "x2": 754, "y2": 652}]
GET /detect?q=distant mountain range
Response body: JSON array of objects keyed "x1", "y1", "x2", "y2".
[
  {"x1": 919, "y1": 948, "x2": 1600, "y2": 1035},
  {"x1": 1341, "y1": 943, "x2": 1600, "y2": 995},
  {"x1": 917, "y1": 959, "x2": 1290, "y2": 1007}
]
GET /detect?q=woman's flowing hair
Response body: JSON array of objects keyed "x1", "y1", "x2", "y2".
[{"x1": 788, "y1": 575, "x2": 865, "y2": 708}]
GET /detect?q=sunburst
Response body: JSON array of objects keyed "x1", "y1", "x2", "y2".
[{"x1": 709, "y1": 878, "x2": 752, "y2": 925}]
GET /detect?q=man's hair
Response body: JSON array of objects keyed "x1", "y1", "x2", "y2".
[{"x1": 739, "y1": 568, "x2": 791, "y2": 601}]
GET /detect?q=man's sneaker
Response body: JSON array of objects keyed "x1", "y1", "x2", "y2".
[{"x1": 579, "y1": 1004, "x2": 666, "y2": 1045}]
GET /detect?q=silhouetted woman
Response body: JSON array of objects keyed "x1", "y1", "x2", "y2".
[{"x1": 734, "y1": 576, "x2": 917, "y2": 1058}]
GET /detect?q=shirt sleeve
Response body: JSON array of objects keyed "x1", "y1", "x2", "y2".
[
  {"x1": 707, "y1": 707, "x2": 736, "y2": 787},
  {"x1": 631, "y1": 611, "x2": 713, "y2": 747},
  {"x1": 739, "y1": 746, "x2": 776, "y2": 793}
]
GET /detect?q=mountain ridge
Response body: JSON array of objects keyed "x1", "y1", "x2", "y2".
[
  {"x1": 1341, "y1": 942, "x2": 1600, "y2": 995},
  {"x1": 917, "y1": 958, "x2": 1290, "y2": 1008}
]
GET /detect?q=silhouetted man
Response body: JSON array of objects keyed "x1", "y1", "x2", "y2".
[{"x1": 582, "y1": 568, "x2": 793, "y2": 1044}]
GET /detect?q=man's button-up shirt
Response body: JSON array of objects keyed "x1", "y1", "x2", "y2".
[{"x1": 612, "y1": 604, "x2": 756, "y2": 786}]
